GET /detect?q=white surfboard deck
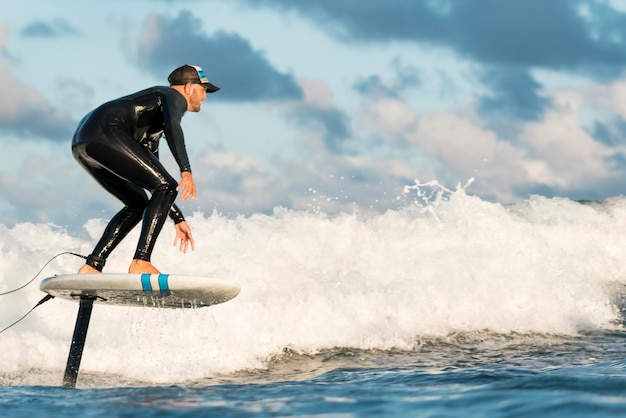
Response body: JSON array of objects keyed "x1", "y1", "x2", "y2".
[{"x1": 40, "y1": 273, "x2": 240, "y2": 309}]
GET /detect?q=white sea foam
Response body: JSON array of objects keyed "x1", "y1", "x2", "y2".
[{"x1": 1, "y1": 181, "x2": 626, "y2": 384}]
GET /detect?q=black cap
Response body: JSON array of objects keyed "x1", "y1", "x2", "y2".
[{"x1": 168, "y1": 64, "x2": 220, "y2": 93}]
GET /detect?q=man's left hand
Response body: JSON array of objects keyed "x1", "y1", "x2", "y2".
[{"x1": 173, "y1": 221, "x2": 195, "y2": 253}]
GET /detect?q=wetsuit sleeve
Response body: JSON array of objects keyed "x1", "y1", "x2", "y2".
[
  {"x1": 162, "y1": 91, "x2": 192, "y2": 173},
  {"x1": 169, "y1": 203, "x2": 185, "y2": 224}
]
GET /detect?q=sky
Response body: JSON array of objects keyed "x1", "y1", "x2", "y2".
[{"x1": 3, "y1": 0, "x2": 626, "y2": 232}]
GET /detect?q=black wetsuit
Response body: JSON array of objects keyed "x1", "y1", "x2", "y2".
[{"x1": 72, "y1": 86, "x2": 191, "y2": 271}]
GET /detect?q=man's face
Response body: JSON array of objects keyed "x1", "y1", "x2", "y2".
[{"x1": 187, "y1": 84, "x2": 207, "y2": 112}]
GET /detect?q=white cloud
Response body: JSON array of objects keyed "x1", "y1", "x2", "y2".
[
  {"x1": 586, "y1": 77, "x2": 626, "y2": 127},
  {"x1": 518, "y1": 90, "x2": 613, "y2": 188},
  {"x1": 609, "y1": 81, "x2": 626, "y2": 118},
  {"x1": 299, "y1": 77, "x2": 333, "y2": 108},
  {"x1": 190, "y1": 147, "x2": 288, "y2": 214},
  {"x1": 410, "y1": 112, "x2": 529, "y2": 201},
  {"x1": 0, "y1": 148, "x2": 111, "y2": 229},
  {"x1": 356, "y1": 76, "x2": 626, "y2": 202},
  {"x1": 0, "y1": 61, "x2": 73, "y2": 139},
  {"x1": 137, "y1": 14, "x2": 160, "y2": 54},
  {"x1": 363, "y1": 97, "x2": 417, "y2": 137},
  {"x1": 359, "y1": 94, "x2": 528, "y2": 200},
  {"x1": 0, "y1": 21, "x2": 7, "y2": 51},
  {"x1": 0, "y1": 62, "x2": 34, "y2": 120},
  {"x1": 196, "y1": 147, "x2": 263, "y2": 172}
]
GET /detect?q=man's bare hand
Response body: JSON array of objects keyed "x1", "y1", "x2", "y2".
[
  {"x1": 173, "y1": 221, "x2": 195, "y2": 253},
  {"x1": 176, "y1": 171, "x2": 197, "y2": 201}
]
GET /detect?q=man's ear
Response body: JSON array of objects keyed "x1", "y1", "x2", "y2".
[{"x1": 183, "y1": 83, "x2": 193, "y2": 95}]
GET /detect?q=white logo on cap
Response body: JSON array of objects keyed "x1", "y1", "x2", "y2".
[{"x1": 191, "y1": 65, "x2": 210, "y2": 83}]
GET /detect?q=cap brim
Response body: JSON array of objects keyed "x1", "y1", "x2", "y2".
[{"x1": 202, "y1": 82, "x2": 220, "y2": 93}]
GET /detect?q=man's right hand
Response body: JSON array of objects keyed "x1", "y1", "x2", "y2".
[{"x1": 177, "y1": 171, "x2": 197, "y2": 201}]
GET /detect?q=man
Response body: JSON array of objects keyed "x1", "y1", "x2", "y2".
[{"x1": 72, "y1": 64, "x2": 219, "y2": 274}]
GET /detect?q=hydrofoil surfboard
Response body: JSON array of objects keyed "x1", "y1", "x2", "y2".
[{"x1": 40, "y1": 273, "x2": 240, "y2": 309}]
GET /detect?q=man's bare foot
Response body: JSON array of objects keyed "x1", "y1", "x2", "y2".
[
  {"x1": 78, "y1": 264, "x2": 102, "y2": 274},
  {"x1": 129, "y1": 259, "x2": 160, "y2": 274}
]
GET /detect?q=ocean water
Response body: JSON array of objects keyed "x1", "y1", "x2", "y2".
[{"x1": 2, "y1": 181, "x2": 626, "y2": 417}]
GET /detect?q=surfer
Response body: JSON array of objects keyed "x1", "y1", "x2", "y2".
[{"x1": 72, "y1": 65, "x2": 219, "y2": 274}]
